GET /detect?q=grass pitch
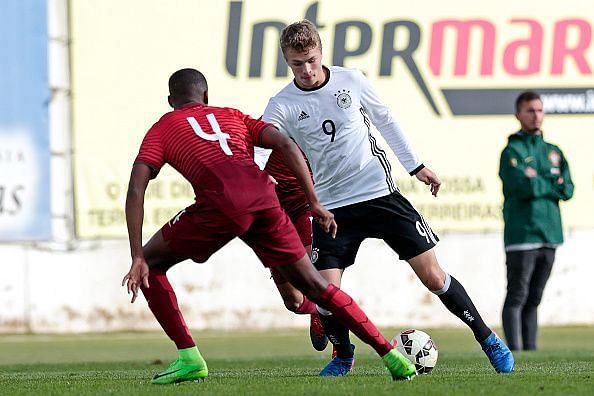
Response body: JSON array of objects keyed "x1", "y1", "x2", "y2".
[{"x1": 0, "y1": 326, "x2": 592, "y2": 395}]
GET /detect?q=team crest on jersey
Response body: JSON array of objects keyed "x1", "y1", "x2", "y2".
[
  {"x1": 311, "y1": 248, "x2": 319, "y2": 263},
  {"x1": 335, "y1": 90, "x2": 352, "y2": 109},
  {"x1": 548, "y1": 150, "x2": 561, "y2": 166}
]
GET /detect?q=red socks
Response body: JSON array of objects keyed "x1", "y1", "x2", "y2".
[
  {"x1": 318, "y1": 284, "x2": 393, "y2": 357},
  {"x1": 295, "y1": 296, "x2": 317, "y2": 314},
  {"x1": 139, "y1": 270, "x2": 390, "y2": 357},
  {"x1": 141, "y1": 268, "x2": 195, "y2": 349}
]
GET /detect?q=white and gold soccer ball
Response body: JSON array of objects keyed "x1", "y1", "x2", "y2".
[{"x1": 392, "y1": 329, "x2": 438, "y2": 374}]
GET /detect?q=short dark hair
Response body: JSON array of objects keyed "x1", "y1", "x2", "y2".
[
  {"x1": 515, "y1": 90, "x2": 541, "y2": 113},
  {"x1": 168, "y1": 68, "x2": 208, "y2": 98}
]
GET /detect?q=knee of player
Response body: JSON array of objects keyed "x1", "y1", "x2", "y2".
[
  {"x1": 505, "y1": 288, "x2": 530, "y2": 305},
  {"x1": 283, "y1": 299, "x2": 303, "y2": 313},
  {"x1": 299, "y1": 288, "x2": 324, "y2": 305},
  {"x1": 423, "y1": 274, "x2": 445, "y2": 292}
]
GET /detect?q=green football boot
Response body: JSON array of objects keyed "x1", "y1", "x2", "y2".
[
  {"x1": 382, "y1": 349, "x2": 417, "y2": 381},
  {"x1": 151, "y1": 347, "x2": 208, "y2": 385}
]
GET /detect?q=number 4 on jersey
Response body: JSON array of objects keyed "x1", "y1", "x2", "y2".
[{"x1": 187, "y1": 114, "x2": 233, "y2": 155}]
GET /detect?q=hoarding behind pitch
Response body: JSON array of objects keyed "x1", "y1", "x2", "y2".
[
  {"x1": 70, "y1": 0, "x2": 594, "y2": 238},
  {"x1": 0, "y1": 0, "x2": 51, "y2": 240}
]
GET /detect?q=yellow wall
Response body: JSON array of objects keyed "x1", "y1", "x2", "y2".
[{"x1": 71, "y1": 0, "x2": 594, "y2": 237}]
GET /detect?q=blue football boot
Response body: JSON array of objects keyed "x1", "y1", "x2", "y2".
[
  {"x1": 319, "y1": 344, "x2": 355, "y2": 376},
  {"x1": 481, "y1": 332, "x2": 515, "y2": 373}
]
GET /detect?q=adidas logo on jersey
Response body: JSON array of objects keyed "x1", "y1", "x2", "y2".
[{"x1": 298, "y1": 111, "x2": 310, "y2": 121}]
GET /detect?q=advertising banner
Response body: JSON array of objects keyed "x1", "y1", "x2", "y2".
[
  {"x1": 70, "y1": 0, "x2": 593, "y2": 237},
  {"x1": 0, "y1": 0, "x2": 51, "y2": 240}
]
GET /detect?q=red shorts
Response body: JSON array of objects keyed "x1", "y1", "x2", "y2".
[
  {"x1": 161, "y1": 204, "x2": 306, "y2": 268},
  {"x1": 270, "y1": 208, "x2": 312, "y2": 285},
  {"x1": 288, "y1": 208, "x2": 313, "y2": 247}
]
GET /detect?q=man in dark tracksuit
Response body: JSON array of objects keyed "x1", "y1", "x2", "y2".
[{"x1": 499, "y1": 91, "x2": 574, "y2": 351}]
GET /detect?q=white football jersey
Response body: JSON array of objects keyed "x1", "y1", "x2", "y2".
[{"x1": 263, "y1": 66, "x2": 421, "y2": 209}]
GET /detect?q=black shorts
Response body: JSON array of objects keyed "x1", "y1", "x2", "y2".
[{"x1": 311, "y1": 192, "x2": 438, "y2": 270}]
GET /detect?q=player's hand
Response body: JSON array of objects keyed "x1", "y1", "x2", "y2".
[
  {"x1": 415, "y1": 167, "x2": 441, "y2": 197},
  {"x1": 122, "y1": 256, "x2": 150, "y2": 303},
  {"x1": 525, "y1": 167, "x2": 537, "y2": 178},
  {"x1": 310, "y1": 202, "x2": 338, "y2": 239}
]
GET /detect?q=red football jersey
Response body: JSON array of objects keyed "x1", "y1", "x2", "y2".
[
  {"x1": 135, "y1": 103, "x2": 279, "y2": 217},
  {"x1": 264, "y1": 149, "x2": 310, "y2": 216}
]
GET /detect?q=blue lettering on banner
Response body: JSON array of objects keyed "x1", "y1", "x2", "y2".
[{"x1": 0, "y1": 0, "x2": 51, "y2": 240}]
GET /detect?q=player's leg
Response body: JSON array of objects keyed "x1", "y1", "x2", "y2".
[
  {"x1": 408, "y1": 249, "x2": 492, "y2": 341},
  {"x1": 141, "y1": 230, "x2": 192, "y2": 347},
  {"x1": 271, "y1": 208, "x2": 328, "y2": 350},
  {"x1": 142, "y1": 207, "x2": 239, "y2": 384},
  {"x1": 294, "y1": 211, "x2": 330, "y2": 351},
  {"x1": 407, "y1": 248, "x2": 514, "y2": 373},
  {"x1": 271, "y1": 265, "x2": 316, "y2": 313},
  {"x1": 276, "y1": 256, "x2": 415, "y2": 380},
  {"x1": 270, "y1": 238, "x2": 315, "y2": 314},
  {"x1": 378, "y1": 192, "x2": 513, "y2": 373},
  {"x1": 502, "y1": 250, "x2": 536, "y2": 350},
  {"x1": 270, "y1": 245, "x2": 328, "y2": 351},
  {"x1": 521, "y1": 247, "x2": 555, "y2": 350},
  {"x1": 310, "y1": 211, "x2": 365, "y2": 376},
  {"x1": 270, "y1": 209, "x2": 314, "y2": 313},
  {"x1": 137, "y1": 229, "x2": 208, "y2": 384},
  {"x1": 246, "y1": 207, "x2": 415, "y2": 380},
  {"x1": 314, "y1": 268, "x2": 356, "y2": 375}
]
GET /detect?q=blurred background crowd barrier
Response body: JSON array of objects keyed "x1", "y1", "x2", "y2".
[{"x1": 1, "y1": 0, "x2": 592, "y2": 333}]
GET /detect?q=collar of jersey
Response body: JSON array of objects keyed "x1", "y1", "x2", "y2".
[
  {"x1": 518, "y1": 129, "x2": 544, "y2": 138},
  {"x1": 293, "y1": 65, "x2": 331, "y2": 92},
  {"x1": 178, "y1": 102, "x2": 205, "y2": 110}
]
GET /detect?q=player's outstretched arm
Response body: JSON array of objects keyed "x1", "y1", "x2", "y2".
[
  {"x1": 122, "y1": 163, "x2": 152, "y2": 302},
  {"x1": 415, "y1": 167, "x2": 441, "y2": 197},
  {"x1": 260, "y1": 126, "x2": 337, "y2": 237}
]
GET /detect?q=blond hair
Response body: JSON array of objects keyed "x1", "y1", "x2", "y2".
[{"x1": 280, "y1": 20, "x2": 322, "y2": 54}]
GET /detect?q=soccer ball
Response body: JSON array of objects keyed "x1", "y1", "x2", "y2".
[{"x1": 392, "y1": 329, "x2": 438, "y2": 374}]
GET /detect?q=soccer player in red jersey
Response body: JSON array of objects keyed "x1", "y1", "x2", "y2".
[
  {"x1": 256, "y1": 147, "x2": 328, "y2": 351},
  {"x1": 122, "y1": 68, "x2": 416, "y2": 384}
]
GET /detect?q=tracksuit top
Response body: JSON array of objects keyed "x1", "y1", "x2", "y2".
[{"x1": 499, "y1": 131, "x2": 574, "y2": 249}]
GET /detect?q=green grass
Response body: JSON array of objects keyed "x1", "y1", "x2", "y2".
[{"x1": 1, "y1": 327, "x2": 593, "y2": 395}]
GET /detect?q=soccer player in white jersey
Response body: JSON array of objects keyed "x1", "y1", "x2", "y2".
[{"x1": 262, "y1": 20, "x2": 515, "y2": 376}]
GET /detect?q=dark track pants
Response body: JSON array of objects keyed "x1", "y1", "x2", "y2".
[{"x1": 502, "y1": 247, "x2": 556, "y2": 350}]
